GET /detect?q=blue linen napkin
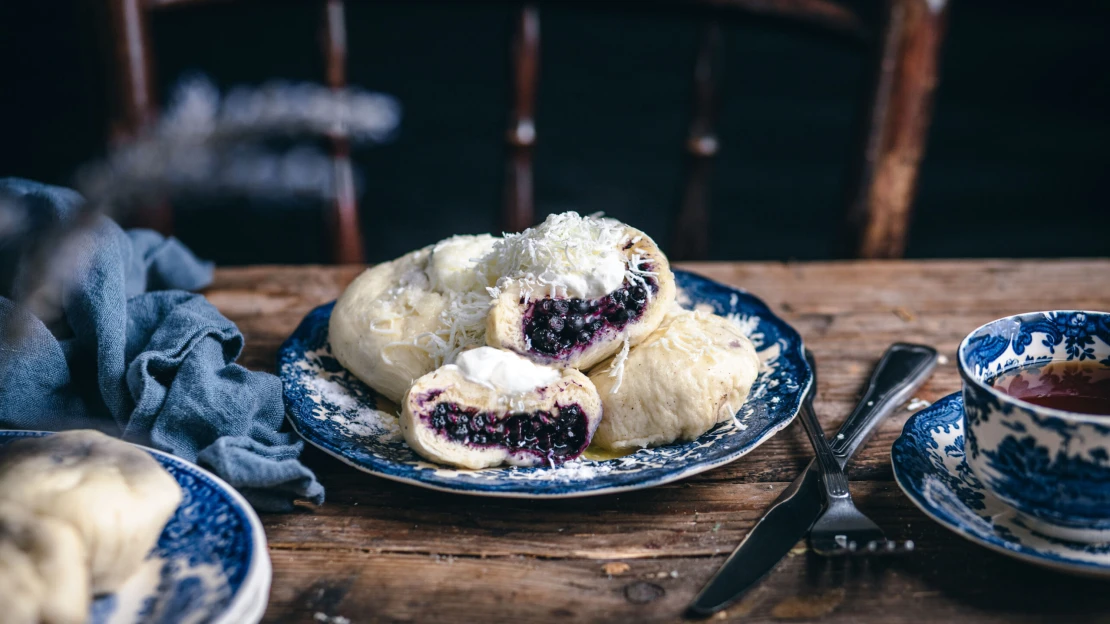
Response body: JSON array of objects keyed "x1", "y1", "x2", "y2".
[{"x1": 0, "y1": 178, "x2": 324, "y2": 511}]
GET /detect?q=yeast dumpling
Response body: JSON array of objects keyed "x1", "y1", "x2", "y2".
[
  {"x1": 484, "y1": 213, "x2": 677, "y2": 371},
  {"x1": 0, "y1": 502, "x2": 90, "y2": 624},
  {"x1": 0, "y1": 430, "x2": 182, "y2": 594},
  {"x1": 329, "y1": 234, "x2": 500, "y2": 404},
  {"x1": 400, "y1": 347, "x2": 602, "y2": 469},
  {"x1": 589, "y1": 308, "x2": 760, "y2": 450}
]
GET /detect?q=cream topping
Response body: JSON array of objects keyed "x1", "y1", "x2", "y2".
[
  {"x1": 452, "y1": 347, "x2": 560, "y2": 394},
  {"x1": 479, "y1": 212, "x2": 629, "y2": 299},
  {"x1": 427, "y1": 234, "x2": 499, "y2": 293}
]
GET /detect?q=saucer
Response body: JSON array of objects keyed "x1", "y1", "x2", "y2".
[{"x1": 891, "y1": 393, "x2": 1110, "y2": 577}]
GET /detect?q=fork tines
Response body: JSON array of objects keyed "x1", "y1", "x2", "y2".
[{"x1": 815, "y1": 537, "x2": 916, "y2": 556}]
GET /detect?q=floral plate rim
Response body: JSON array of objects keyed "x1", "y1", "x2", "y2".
[
  {"x1": 0, "y1": 429, "x2": 272, "y2": 623},
  {"x1": 890, "y1": 393, "x2": 1110, "y2": 577}
]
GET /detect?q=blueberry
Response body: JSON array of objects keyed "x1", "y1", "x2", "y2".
[
  {"x1": 539, "y1": 299, "x2": 553, "y2": 313},
  {"x1": 547, "y1": 316, "x2": 565, "y2": 332},
  {"x1": 566, "y1": 315, "x2": 586, "y2": 332},
  {"x1": 430, "y1": 404, "x2": 589, "y2": 461},
  {"x1": 553, "y1": 300, "x2": 569, "y2": 315},
  {"x1": 611, "y1": 308, "x2": 631, "y2": 324},
  {"x1": 572, "y1": 299, "x2": 590, "y2": 313},
  {"x1": 609, "y1": 290, "x2": 627, "y2": 305},
  {"x1": 577, "y1": 331, "x2": 592, "y2": 344},
  {"x1": 629, "y1": 286, "x2": 646, "y2": 303},
  {"x1": 589, "y1": 320, "x2": 604, "y2": 332}
]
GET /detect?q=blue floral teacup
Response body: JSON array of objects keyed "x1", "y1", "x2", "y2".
[{"x1": 959, "y1": 310, "x2": 1110, "y2": 543}]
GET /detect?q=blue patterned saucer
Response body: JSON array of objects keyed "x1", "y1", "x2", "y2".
[
  {"x1": 0, "y1": 430, "x2": 271, "y2": 624},
  {"x1": 891, "y1": 394, "x2": 1110, "y2": 576},
  {"x1": 279, "y1": 270, "x2": 811, "y2": 498}
]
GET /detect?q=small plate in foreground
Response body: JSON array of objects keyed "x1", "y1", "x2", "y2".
[{"x1": 0, "y1": 430, "x2": 271, "y2": 623}]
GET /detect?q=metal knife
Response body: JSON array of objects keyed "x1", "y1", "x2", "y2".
[{"x1": 687, "y1": 342, "x2": 938, "y2": 617}]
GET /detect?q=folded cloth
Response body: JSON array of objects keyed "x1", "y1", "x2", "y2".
[{"x1": 0, "y1": 178, "x2": 324, "y2": 511}]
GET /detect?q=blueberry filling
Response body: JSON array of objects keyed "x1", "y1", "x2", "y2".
[
  {"x1": 523, "y1": 266, "x2": 659, "y2": 357},
  {"x1": 424, "y1": 403, "x2": 589, "y2": 463}
]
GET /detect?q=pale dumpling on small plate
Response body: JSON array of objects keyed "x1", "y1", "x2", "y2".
[
  {"x1": 0, "y1": 502, "x2": 90, "y2": 624},
  {"x1": 0, "y1": 430, "x2": 182, "y2": 595},
  {"x1": 588, "y1": 307, "x2": 760, "y2": 451}
]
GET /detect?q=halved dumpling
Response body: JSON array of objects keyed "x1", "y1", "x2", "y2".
[
  {"x1": 329, "y1": 234, "x2": 498, "y2": 403},
  {"x1": 401, "y1": 347, "x2": 602, "y2": 468},
  {"x1": 485, "y1": 214, "x2": 676, "y2": 371},
  {"x1": 589, "y1": 309, "x2": 760, "y2": 451}
]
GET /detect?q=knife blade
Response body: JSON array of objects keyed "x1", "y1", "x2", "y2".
[{"x1": 687, "y1": 343, "x2": 938, "y2": 617}]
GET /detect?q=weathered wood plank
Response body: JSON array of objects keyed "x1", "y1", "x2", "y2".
[
  {"x1": 203, "y1": 260, "x2": 1110, "y2": 623},
  {"x1": 264, "y1": 525, "x2": 1110, "y2": 623},
  {"x1": 263, "y1": 481, "x2": 921, "y2": 559}
]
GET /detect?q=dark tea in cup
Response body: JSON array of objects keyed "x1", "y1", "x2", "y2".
[{"x1": 988, "y1": 361, "x2": 1110, "y2": 416}]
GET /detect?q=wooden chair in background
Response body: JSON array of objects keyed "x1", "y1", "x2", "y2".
[{"x1": 103, "y1": 0, "x2": 948, "y2": 263}]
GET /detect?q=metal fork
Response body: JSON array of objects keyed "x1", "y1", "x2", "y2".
[{"x1": 800, "y1": 349, "x2": 914, "y2": 556}]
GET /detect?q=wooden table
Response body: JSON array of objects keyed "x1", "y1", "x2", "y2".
[{"x1": 206, "y1": 260, "x2": 1110, "y2": 624}]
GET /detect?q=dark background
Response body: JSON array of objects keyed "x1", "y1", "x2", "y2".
[{"x1": 1, "y1": 0, "x2": 1107, "y2": 264}]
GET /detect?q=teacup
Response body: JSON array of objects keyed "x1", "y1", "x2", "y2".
[{"x1": 959, "y1": 310, "x2": 1110, "y2": 543}]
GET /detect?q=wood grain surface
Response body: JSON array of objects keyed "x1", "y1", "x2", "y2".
[{"x1": 204, "y1": 260, "x2": 1110, "y2": 623}]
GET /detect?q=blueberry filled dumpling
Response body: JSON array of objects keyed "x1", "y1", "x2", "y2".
[
  {"x1": 400, "y1": 347, "x2": 602, "y2": 469},
  {"x1": 485, "y1": 212, "x2": 676, "y2": 371}
]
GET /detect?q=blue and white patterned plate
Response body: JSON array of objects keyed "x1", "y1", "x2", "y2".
[
  {"x1": 0, "y1": 430, "x2": 271, "y2": 624},
  {"x1": 281, "y1": 267, "x2": 812, "y2": 495},
  {"x1": 891, "y1": 393, "x2": 1110, "y2": 577},
  {"x1": 279, "y1": 270, "x2": 811, "y2": 498}
]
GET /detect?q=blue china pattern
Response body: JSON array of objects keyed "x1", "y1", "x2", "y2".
[
  {"x1": 891, "y1": 393, "x2": 1110, "y2": 576},
  {"x1": 0, "y1": 430, "x2": 255, "y2": 624},
  {"x1": 958, "y1": 311, "x2": 1110, "y2": 535},
  {"x1": 279, "y1": 270, "x2": 812, "y2": 497},
  {"x1": 961, "y1": 311, "x2": 1110, "y2": 373}
]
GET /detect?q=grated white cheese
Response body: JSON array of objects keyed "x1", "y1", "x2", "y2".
[
  {"x1": 726, "y1": 312, "x2": 764, "y2": 348},
  {"x1": 382, "y1": 274, "x2": 496, "y2": 368},
  {"x1": 478, "y1": 211, "x2": 636, "y2": 300},
  {"x1": 377, "y1": 213, "x2": 651, "y2": 368},
  {"x1": 604, "y1": 336, "x2": 632, "y2": 394},
  {"x1": 305, "y1": 373, "x2": 402, "y2": 442}
]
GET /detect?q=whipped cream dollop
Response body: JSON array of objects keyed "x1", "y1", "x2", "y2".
[
  {"x1": 454, "y1": 347, "x2": 560, "y2": 394},
  {"x1": 481, "y1": 212, "x2": 628, "y2": 299},
  {"x1": 427, "y1": 234, "x2": 499, "y2": 293}
]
